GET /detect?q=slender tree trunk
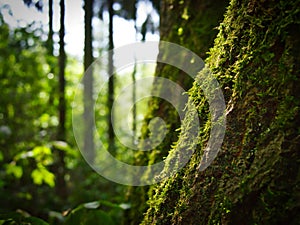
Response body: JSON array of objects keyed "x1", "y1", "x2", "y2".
[
  {"x1": 47, "y1": 0, "x2": 53, "y2": 55},
  {"x1": 83, "y1": 0, "x2": 95, "y2": 162},
  {"x1": 58, "y1": 0, "x2": 66, "y2": 146},
  {"x1": 142, "y1": 0, "x2": 300, "y2": 224},
  {"x1": 47, "y1": 0, "x2": 55, "y2": 107},
  {"x1": 56, "y1": 0, "x2": 67, "y2": 199},
  {"x1": 107, "y1": 0, "x2": 115, "y2": 154},
  {"x1": 131, "y1": 59, "x2": 137, "y2": 145},
  {"x1": 131, "y1": 15, "x2": 138, "y2": 146}
]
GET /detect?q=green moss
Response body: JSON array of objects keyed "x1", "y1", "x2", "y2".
[
  {"x1": 125, "y1": 1, "x2": 228, "y2": 224},
  {"x1": 141, "y1": 0, "x2": 300, "y2": 224}
]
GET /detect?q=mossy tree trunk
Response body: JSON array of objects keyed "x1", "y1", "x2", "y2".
[
  {"x1": 125, "y1": 0, "x2": 227, "y2": 224},
  {"x1": 138, "y1": 0, "x2": 227, "y2": 166},
  {"x1": 141, "y1": 0, "x2": 300, "y2": 224}
]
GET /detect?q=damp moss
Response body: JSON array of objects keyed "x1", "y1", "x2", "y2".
[
  {"x1": 141, "y1": 0, "x2": 300, "y2": 224},
  {"x1": 125, "y1": 1, "x2": 228, "y2": 224}
]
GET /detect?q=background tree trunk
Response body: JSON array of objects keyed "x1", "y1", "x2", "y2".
[
  {"x1": 142, "y1": 0, "x2": 300, "y2": 224},
  {"x1": 83, "y1": 0, "x2": 95, "y2": 162},
  {"x1": 55, "y1": 0, "x2": 67, "y2": 200},
  {"x1": 131, "y1": 60, "x2": 137, "y2": 145},
  {"x1": 47, "y1": 0, "x2": 53, "y2": 55},
  {"x1": 107, "y1": 0, "x2": 115, "y2": 154}
]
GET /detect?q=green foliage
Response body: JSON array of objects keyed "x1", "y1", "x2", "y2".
[
  {"x1": 0, "y1": 12, "x2": 59, "y2": 212},
  {"x1": 0, "y1": 212, "x2": 49, "y2": 225},
  {"x1": 31, "y1": 164, "x2": 55, "y2": 187},
  {"x1": 0, "y1": 2, "x2": 131, "y2": 225},
  {"x1": 64, "y1": 200, "x2": 128, "y2": 225},
  {"x1": 5, "y1": 162, "x2": 23, "y2": 179}
]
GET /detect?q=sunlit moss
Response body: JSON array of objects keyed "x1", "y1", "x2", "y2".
[{"x1": 141, "y1": 0, "x2": 300, "y2": 224}]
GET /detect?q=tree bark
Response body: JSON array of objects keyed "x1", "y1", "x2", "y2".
[
  {"x1": 131, "y1": 60, "x2": 137, "y2": 145},
  {"x1": 47, "y1": 0, "x2": 53, "y2": 55},
  {"x1": 126, "y1": 1, "x2": 227, "y2": 224},
  {"x1": 83, "y1": 0, "x2": 95, "y2": 162},
  {"x1": 142, "y1": 0, "x2": 300, "y2": 224},
  {"x1": 107, "y1": 0, "x2": 115, "y2": 154},
  {"x1": 137, "y1": 0, "x2": 227, "y2": 169},
  {"x1": 56, "y1": 0, "x2": 67, "y2": 199}
]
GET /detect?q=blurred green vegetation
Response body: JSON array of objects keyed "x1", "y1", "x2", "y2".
[{"x1": 0, "y1": 9, "x2": 150, "y2": 224}]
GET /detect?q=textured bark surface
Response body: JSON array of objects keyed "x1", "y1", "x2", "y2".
[
  {"x1": 142, "y1": 0, "x2": 300, "y2": 224},
  {"x1": 125, "y1": 0, "x2": 227, "y2": 224}
]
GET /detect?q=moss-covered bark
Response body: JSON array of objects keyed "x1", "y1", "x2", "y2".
[
  {"x1": 142, "y1": 0, "x2": 300, "y2": 224},
  {"x1": 138, "y1": 0, "x2": 228, "y2": 168},
  {"x1": 125, "y1": 1, "x2": 227, "y2": 224}
]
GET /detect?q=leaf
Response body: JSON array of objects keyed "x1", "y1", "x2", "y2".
[
  {"x1": 31, "y1": 165, "x2": 55, "y2": 187},
  {"x1": 32, "y1": 146, "x2": 53, "y2": 165},
  {"x1": 119, "y1": 203, "x2": 131, "y2": 210},
  {"x1": 0, "y1": 212, "x2": 22, "y2": 221},
  {"x1": 0, "y1": 152, "x2": 3, "y2": 162},
  {"x1": 23, "y1": 216, "x2": 49, "y2": 225},
  {"x1": 83, "y1": 201, "x2": 100, "y2": 209},
  {"x1": 32, "y1": 146, "x2": 51, "y2": 157},
  {"x1": 64, "y1": 208, "x2": 115, "y2": 225},
  {"x1": 0, "y1": 212, "x2": 49, "y2": 225},
  {"x1": 41, "y1": 168, "x2": 55, "y2": 187},
  {"x1": 5, "y1": 163, "x2": 23, "y2": 179},
  {"x1": 64, "y1": 200, "x2": 127, "y2": 225},
  {"x1": 31, "y1": 169, "x2": 43, "y2": 185},
  {"x1": 84, "y1": 210, "x2": 114, "y2": 225},
  {"x1": 52, "y1": 141, "x2": 69, "y2": 151}
]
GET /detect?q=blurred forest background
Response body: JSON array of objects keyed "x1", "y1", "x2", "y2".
[
  {"x1": 1, "y1": 0, "x2": 299, "y2": 224},
  {"x1": 0, "y1": 0, "x2": 160, "y2": 224}
]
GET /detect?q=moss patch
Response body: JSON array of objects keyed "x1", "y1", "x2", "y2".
[{"x1": 141, "y1": 0, "x2": 300, "y2": 224}]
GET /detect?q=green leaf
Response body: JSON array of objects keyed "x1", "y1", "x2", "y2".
[
  {"x1": 84, "y1": 210, "x2": 114, "y2": 225},
  {"x1": 52, "y1": 141, "x2": 69, "y2": 151},
  {"x1": 31, "y1": 146, "x2": 53, "y2": 166},
  {"x1": 64, "y1": 200, "x2": 127, "y2": 225},
  {"x1": 32, "y1": 146, "x2": 52, "y2": 158},
  {"x1": 0, "y1": 212, "x2": 49, "y2": 225},
  {"x1": 31, "y1": 169, "x2": 43, "y2": 185},
  {"x1": 31, "y1": 165, "x2": 55, "y2": 187},
  {"x1": 0, "y1": 151, "x2": 3, "y2": 162},
  {"x1": 65, "y1": 208, "x2": 115, "y2": 225},
  {"x1": 0, "y1": 212, "x2": 22, "y2": 221},
  {"x1": 23, "y1": 216, "x2": 49, "y2": 225},
  {"x1": 5, "y1": 163, "x2": 23, "y2": 179}
]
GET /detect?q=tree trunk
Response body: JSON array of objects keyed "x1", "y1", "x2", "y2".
[
  {"x1": 46, "y1": 0, "x2": 55, "y2": 107},
  {"x1": 137, "y1": 0, "x2": 228, "y2": 168},
  {"x1": 83, "y1": 0, "x2": 95, "y2": 162},
  {"x1": 47, "y1": 0, "x2": 53, "y2": 55},
  {"x1": 55, "y1": 0, "x2": 67, "y2": 199},
  {"x1": 132, "y1": 59, "x2": 137, "y2": 145},
  {"x1": 132, "y1": 7, "x2": 138, "y2": 147},
  {"x1": 125, "y1": 1, "x2": 227, "y2": 224},
  {"x1": 107, "y1": 0, "x2": 115, "y2": 154},
  {"x1": 142, "y1": 0, "x2": 300, "y2": 224}
]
